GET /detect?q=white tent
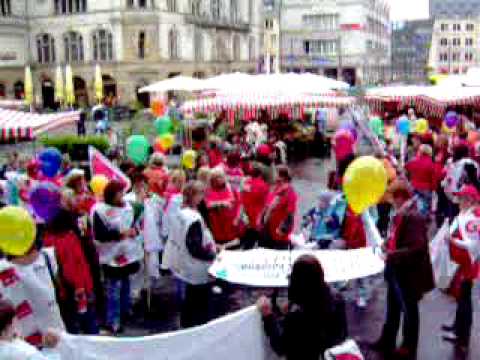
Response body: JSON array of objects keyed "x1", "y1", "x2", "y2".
[{"x1": 138, "y1": 76, "x2": 206, "y2": 93}]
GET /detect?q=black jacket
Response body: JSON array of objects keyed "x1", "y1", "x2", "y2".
[{"x1": 263, "y1": 291, "x2": 348, "y2": 360}]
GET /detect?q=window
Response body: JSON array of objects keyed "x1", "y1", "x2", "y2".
[
  {"x1": 248, "y1": 36, "x2": 255, "y2": 61},
  {"x1": 466, "y1": 38, "x2": 473, "y2": 46},
  {"x1": 92, "y1": 29, "x2": 114, "y2": 61},
  {"x1": 55, "y1": 0, "x2": 87, "y2": 14},
  {"x1": 452, "y1": 38, "x2": 461, "y2": 46},
  {"x1": 168, "y1": 27, "x2": 179, "y2": 60},
  {"x1": 0, "y1": 83, "x2": 5, "y2": 97},
  {"x1": 467, "y1": 23, "x2": 474, "y2": 31},
  {"x1": 302, "y1": 14, "x2": 338, "y2": 31},
  {"x1": 230, "y1": 0, "x2": 238, "y2": 23},
  {"x1": 439, "y1": 53, "x2": 448, "y2": 62},
  {"x1": 191, "y1": 0, "x2": 201, "y2": 15},
  {"x1": 194, "y1": 31, "x2": 204, "y2": 61},
  {"x1": 1, "y1": 0, "x2": 11, "y2": 16},
  {"x1": 440, "y1": 23, "x2": 448, "y2": 31},
  {"x1": 452, "y1": 52, "x2": 460, "y2": 62},
  {"x1": 309, "y1": 39, "x2": 337, "y2": 55},
  {"x1": 63, "y1": 31, "x2": 84, "y2": 62},
  {"x1": 233, "y1": 34, "x2": 241, "y2": 61},
  {"x1": 465, "y1": 52, "x2": 474, "y2": 62},
  {"x1": 453, "y1": 23, "x2": 461, "y2": 31},
  {"x1": 167, "y1": 0, "x2": 177, "y2": 12},
  {"x1": 138, "y1": 31, "x2": 146, "y2": 59},
  {"x1": 36, "y1": 33, "x2": 56, "y2": 64},
  {"x1": 211, "y1": 0, "x2": 220, "y2": 19},
  {"x1": 304, "y1": 41, "x2": 310, "y2": 55},
  {"x1": 440, "y1": 38, "x2": 448, "y2": 46}
]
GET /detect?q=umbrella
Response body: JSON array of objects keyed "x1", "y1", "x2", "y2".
[
  {"x1": 65, "y1": 65, "x2": 75, "y2": 106},
  {"x1": 94, "y1": 64, "x2": 103, "y2": 103},
  {"x1": 24, "y1": 66, "x2": 33, "y2": 106},
  {"x1": 54, "y1": 66, "x2": 64, "y2": 103},
  {"x1": 138, "y1": 75, "x2": 206, "y2": 93}
]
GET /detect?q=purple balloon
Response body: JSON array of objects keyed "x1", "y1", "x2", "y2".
[
  {"x1": 340, "y1": 122, "x2": 358, "y2": 140},
  {"x1": 29, "y1": 182, "x2": 61, "y2": 222},
  {"x1": 445, "y1": 111, "x2": 459, "y2": 129}
]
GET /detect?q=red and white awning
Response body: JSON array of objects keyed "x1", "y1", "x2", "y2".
[{"x1": 0, "y1": 109, "x2": 80, "y2": 141}]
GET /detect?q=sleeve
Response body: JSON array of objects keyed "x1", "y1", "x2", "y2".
[
  {"x1": 186, "y1": 221, "x2": 216, "y2": 261},
  {"x1": 93, "y1": 212, "x2": 121, "y2": 243}
]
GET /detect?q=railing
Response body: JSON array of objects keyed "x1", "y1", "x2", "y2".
[{"x1": 185, "y1": 15, "x2": 250, "y2": 32}]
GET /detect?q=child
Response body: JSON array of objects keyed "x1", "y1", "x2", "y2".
[{"x1": 302, "y1": 191, "x2": 341, "y2": 249}]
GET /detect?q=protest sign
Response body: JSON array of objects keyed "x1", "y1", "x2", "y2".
[
  {"x1": 209, "y1": 247, "x2": 385, "y2": 287},
  {"x1": 55, "y1": 306, "x2": 268, "y2": 360}
]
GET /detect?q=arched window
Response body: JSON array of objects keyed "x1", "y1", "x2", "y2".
[
  {"x1": 0, "y1": 83, "x2": 5, "y2": 97},
  {"x1": 194, "y1": 31, "x2": 204, "y2": 61},
  {"x1": 168, "y1": 27, "x2": 179, "y2": 60},
  {"x1": 36, "y1": 34, "x2": 56, "y2": 64},
  {"x1": 167, "y1": 0, "x2": 177, "y2": 12},
  {"x1": 63, "y1": 31, "x2": 84, "y2": 62},
  {"x1": 14, "y1": 81, "x2": 24, "y2": 99},
  {"x1": 233, "y1": 34, "x2": 241, "y2": 61},
  {"x1": 55, "y1": 0, "x2": 87, "y2": 14},
  {"x1": 216, "y1": 35, "x2": 227, "y2": 61},
  {"x1": 211, "y1": 0, "x2": 220, "y2": 19},
  {"x1": 1, "y1": 0, "x2": 11, "y2": 16},
  {"x1": 92, "y1": 29, "x2": 114, "y2": 61},
  {"x1": 230, "y1": 0, "x2": 238, "y2": 23},
  {"x1": 191, "y1": 0, "x2": 201, "y2": 15},
  {"x1": 248, "y1": 36, "x2": 255, "y2": 61},
  {"x1": 138, "y1": 31, "x2": 146, "y2": 59}
]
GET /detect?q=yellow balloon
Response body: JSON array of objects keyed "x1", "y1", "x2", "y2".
[
  {"x1": 182, "y1": 150, "x2": 197, "y2": 170},
  {"x1": 159, "y1": 134, "x2": 175, "y2": 151},
  {"x1": 442, "y1": 123, "x2": 455, "y2": 135},
  {"x1": 343, "y1": 156, "x2": 388, "y2": 214},
  {"x1": 415, "y1": 119, "x2": 429, "y2": 135},
  {"x1": 90, "y1": 175, "x2": 109, "y2": 197},
  {"x1": 0, "y1": 206, "x2": 37, "y2": 256}
]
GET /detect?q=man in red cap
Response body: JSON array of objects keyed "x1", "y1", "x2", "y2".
[{"x1": 442, "y1": 184, "x2": 480, "y2": 352}]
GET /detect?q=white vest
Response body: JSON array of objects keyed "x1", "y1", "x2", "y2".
[
  {"x1": 161, "y1": 194, "x2": 183, "y2": 270},
  {"x1": 168, "y1": 207, "x2": 215, "y2": 285}
]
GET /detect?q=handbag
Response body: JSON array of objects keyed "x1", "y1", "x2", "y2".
[{"x1": 324, "y1": 339, "x2": 364, "y2": 360}]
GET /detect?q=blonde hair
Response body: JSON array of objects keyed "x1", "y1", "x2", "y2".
[
  {"x1": 197, "y1": 166, "x2": 211, "y2": 185},
  {"x1": 183, "y1": 180, "x2": 205, "y2": 207},
  {"x1": 169, "y1": 169, "x2": 186, "y2": 190},
  {"x1": 419, "y1": 144, "x2": 433, "y2": 157}
]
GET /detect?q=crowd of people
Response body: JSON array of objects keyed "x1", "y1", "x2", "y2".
[{"x1": 0, "y1": 107, "x2": 478, "y2": 360}]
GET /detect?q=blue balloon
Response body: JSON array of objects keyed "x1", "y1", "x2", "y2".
[
  {"x1": 38, "y1": 147, "x2": 62, "y2": 178},
  {"x1": 396, "y1": 116, "x2": 410, "y2": 136}
]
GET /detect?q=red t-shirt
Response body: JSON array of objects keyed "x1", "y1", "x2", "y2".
[{"x1": 406, "y1": 155, "x2": 435, "y2": 191}]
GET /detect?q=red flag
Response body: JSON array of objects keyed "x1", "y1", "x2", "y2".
[{"x1": 89, "y1": 146, "x2": 131, "y2": 191}]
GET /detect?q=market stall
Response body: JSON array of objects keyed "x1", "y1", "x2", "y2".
[{"x1": 0, "y1": 108, "x2": 80, "y2": 142}]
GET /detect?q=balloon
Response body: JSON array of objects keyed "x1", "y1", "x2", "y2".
[
  {"x1": 126, "y1": 135, "x2": 150, "y2": 165},
  {"x1": 0, "y1": 206, "x2": 36, "y2": 256},
  {"x1": 159, "y1": 133, "x2": 175, "y2": 151},
  {"x1": 445, "y1": 111, "x2": 459, "y2": 129},
  {"x1": 154, "y1": 116, "x2": 173, "y2": 135},
  {"x1": 90, "y1": 175, "x2": 109, "y2": 197},
  {"x1": 415, "y1": 119, "x2": 429, "y2": 135},
  {"x1": 153, "y1": 138, "x2": 166, "y2": 153},
  {"x1": 29, "y1": 182, "x2": 61, "y2": 222},
  {"x1": 396, "y1": 116, "x2": 410, "y2": 136},
  {"x1": 343, "y1": 156, "x2": 388, "y2": 215},
  {"x1": 151, "y1": 99, "x2": 166, "y2": 117},
  {"x1": 38, "y1": 147, "x2": 62, "y2": 178},
  {"x1": 442, "y1": 123, "x2": 455, "y2": 135},
  {"x1": 340, "y1": 122, "x2": 358, "y2": 140},
  {"x1": 369, "y1": 117, "x2": 384, "y2": 137},
  {"x1": 467, "y1": 131, "x2": 480, "y2": 145},
  {"x1": 182, "y1": 150, "x2": 197, "y2": 170}
]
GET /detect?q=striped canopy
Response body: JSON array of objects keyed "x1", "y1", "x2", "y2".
[{"x1": 0, "y1": 109, "x2": 80, "y2": 142}]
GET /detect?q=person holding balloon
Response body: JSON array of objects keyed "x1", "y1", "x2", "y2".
[{"x1": 0, "y1": 206, "x2": 66, "y2": 347}]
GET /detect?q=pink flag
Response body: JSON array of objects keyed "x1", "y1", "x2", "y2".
[{"x1": 89, "y1": 146, "x2": 131, "y2": 191}]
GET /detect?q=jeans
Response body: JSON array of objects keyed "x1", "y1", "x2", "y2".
[
  {"x1": 180, "y1": 283, "x2": 211, "y2": 329},
  {"x1": 454, "y1": 280, "x2": 473, "y2": 343},
  {"x1": 381, "y1": 267, "x2": 420, "y2": 355},
  {"x1": 62, "y1": 300, "x2": 99, "y2": 335},
  {"x1": 105, "y1": 275, "x2": 131, "y2": 330}
]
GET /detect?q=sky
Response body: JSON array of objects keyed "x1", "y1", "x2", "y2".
[{"x1": 387, "y1": 0, "x2": 430, "y2": 21}]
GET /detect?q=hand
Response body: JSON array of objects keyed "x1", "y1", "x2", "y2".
[
  {"x1": 122, "y1": 228, "x2": 138, "y2": 239},
  {"x1": 257, "y1": 296, "x2": 272, "y2": 317},
  {"x1": 42, "y1": 329, "x2": 60, "y2": 348}
]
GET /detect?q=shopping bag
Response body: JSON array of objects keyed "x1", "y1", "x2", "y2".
[
  {"x1": 324, "y1": 339, "x2": 364, "y2": 360},
  {"x1": 430, "y1": 220, "x2": 458, "y2": 290}
]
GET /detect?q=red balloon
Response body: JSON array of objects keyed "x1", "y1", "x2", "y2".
[{"x1": 153, "y1": 138, "x2": 166, "y2": 153}]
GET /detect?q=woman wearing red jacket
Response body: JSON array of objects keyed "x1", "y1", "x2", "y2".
[
  {"x1": 262, "y1": 166, "x2": 297, "y2": 250},
  {"x1": 442, "y1": 185, "x2": 480, "y2": 351},
  {"x1": 405, "y1": 144, "x2": 435, "y2": 215}
]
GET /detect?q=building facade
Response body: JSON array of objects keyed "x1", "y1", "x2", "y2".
[
  {"x1": 391, "y1": 20, "x2": 433, "y2": 83},
  {"x1": 279, "y1": 0, "x2": 391, "y2": 86},
  {"x1": 0, "y1": 0, "x2": 264, "y2": 108},
  {"x1": 430, "y1": 0, "x2": 480, "y2": 18},
  {"x1": 429, "y1": 18, "x2": 480, "y2": 75}
]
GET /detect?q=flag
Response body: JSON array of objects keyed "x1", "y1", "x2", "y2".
[
  {"x1": 94, "y1": 64, "x2": 103, "y2": 103},
  {"x1": 24, "y1": 66, "x2": 33, "y2": 106},
  {"x1": 89, "y1": 146, "x2": 131, "y2": 191},
  {"x1": 55, "y1": 65, "x2": 64, "y2": 103},
  {"x1": 65, "y1": 65, "x2": 75, "y2": 106}
]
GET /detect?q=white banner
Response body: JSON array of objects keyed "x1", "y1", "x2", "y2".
[
  {"x1": 54, "y1": 306, "x2": 269, "y2": 360},
  {"x1": 209, "y1": 248, "x2": 385, "y2": 287}
]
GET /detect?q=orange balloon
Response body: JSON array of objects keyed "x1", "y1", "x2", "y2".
[
  {"x1": 468, "y1": 131, "x2": 480, "y2": 144},
  {"x1": 151, "y1": 99, "x2": 166, "y2": 117}
]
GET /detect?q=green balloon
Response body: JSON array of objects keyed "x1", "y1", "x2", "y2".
[
  {"x1": 154, "y1": 116, "x2": 172, "y2": 135},
  {"x1": 127, "y1": 135, "x2": 150, "y2": 165},
  {"x1": 369, "y1": 117, "x2": 384, "y2": 137}
]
